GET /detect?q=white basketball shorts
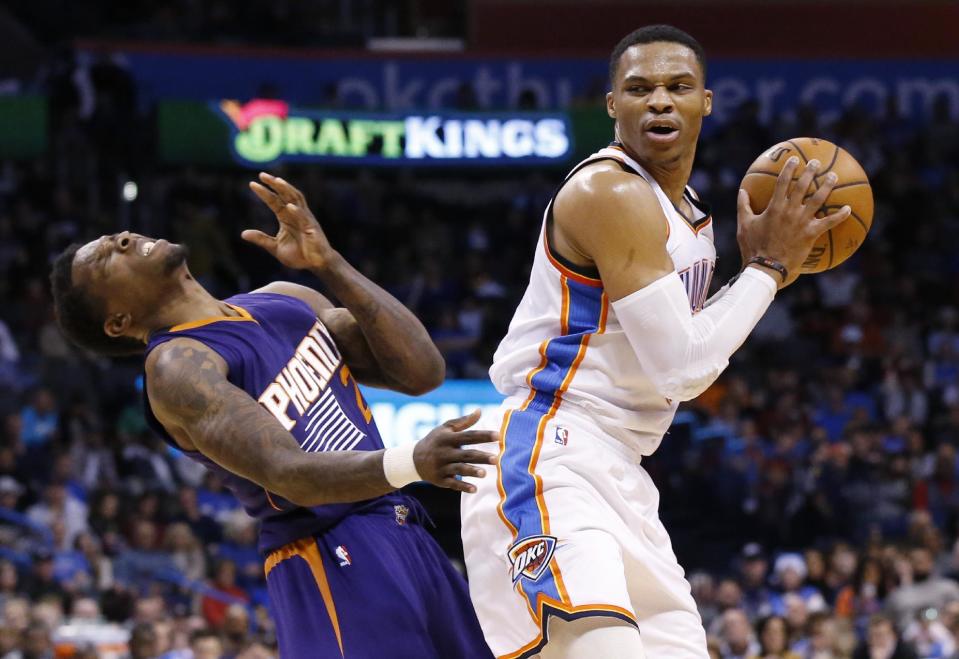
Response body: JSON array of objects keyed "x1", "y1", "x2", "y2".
[{"x1": 461, "y1": 397, "x2": 708, "y2": 658}]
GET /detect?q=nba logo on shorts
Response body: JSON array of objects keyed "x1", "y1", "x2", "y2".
[
  {"x1": 554, "y1": 426, "x2": 569, "y2": 446},
  {"x1": 508, "y1": 535, "x2": 557, "y2": 584},
  {"x1": 336, "y1": 545, "x2": 352, "y2": 567}
]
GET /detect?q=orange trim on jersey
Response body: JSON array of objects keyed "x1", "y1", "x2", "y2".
[
  {"x1": 168, "y1": 303, "x2": 256, "y2": 332},
  {"x1": 559, "y1": 276, "x2": 570, "y2": 335},
  {"x1": 264, "y1": 490, "x2": 283, "y2": 512},
  {"x1": 497, "y1": 597, "x2": 638, "y2": 659},
  {"x1": 542, "y1": 231, "x2": 603, "y2": 288},
  {"x1": 523, "y1": 340, "x2": 550, "y2": 397},
  {"x1": 339, "y1": 365, "x2": 373, "y2": 424},
  {"x1": 691, "y1": 215, "x2": 713, "y2": 236},
  {"x1": 598, "y1": 292, "x2": 610, "y2": 333},
  {"x1": 264, "y1": 537, "x2": 345, "y2": 658},
  {"x1": 497, "y1": 276, "x2": 609, "y2": 619}
]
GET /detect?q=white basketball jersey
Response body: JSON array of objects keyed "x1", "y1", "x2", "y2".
[{"x1": 489, "y1": 144, "x2": 717, "y2": 455}]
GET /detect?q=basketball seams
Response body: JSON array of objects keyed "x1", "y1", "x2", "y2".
[
  {"x1": 786, "y1": 139, "x2": 810, "y2": 163},
  {"x1": 829, "y1": 181, "x2": 871, "y2": 191}
]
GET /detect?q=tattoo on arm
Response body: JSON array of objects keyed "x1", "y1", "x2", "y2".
[{"x1": 147, "y1": 341, "x2": 391, "y2": 506}]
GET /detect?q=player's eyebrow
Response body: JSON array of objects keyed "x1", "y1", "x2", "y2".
[{"x1": 623, "y1": 73, "x2": 696, "y2": 83}]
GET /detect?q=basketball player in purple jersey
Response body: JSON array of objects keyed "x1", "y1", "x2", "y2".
[{"x1": 50, "y1": 173, "x2": 496, "y2": 658}]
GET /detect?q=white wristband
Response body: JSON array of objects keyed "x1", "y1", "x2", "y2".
[{"x1": 382, "y1": 444, "x2": 422, "y2": 488}]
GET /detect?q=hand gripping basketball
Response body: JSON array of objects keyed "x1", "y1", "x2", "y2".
[{"x1": 736, "y1": 156, "x2": 851, "y2": 288}]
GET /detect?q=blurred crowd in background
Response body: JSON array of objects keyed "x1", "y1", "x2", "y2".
[{"x1": 1, "y1": 5, "x2": 959, "y2": 658}]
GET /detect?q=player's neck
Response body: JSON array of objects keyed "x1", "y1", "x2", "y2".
[
  {"x1": 620, "y1": 142, "x2": 694, "y2": 206},
  {"x1": 644, "y1": 161, "x2": 692, "y2": 206},
  {"x1": 146, "y1": 274, "x2": 238, "y2": 334}
]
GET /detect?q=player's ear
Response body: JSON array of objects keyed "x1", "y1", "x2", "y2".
[
  {"x1": 703, "y1": 89, "x2": 713, "y2": 117},
  {"x1": 606, "y1": 91, "x2": 616, "y2": 119},
  {"x1": 104, "y1": 312, "x2": 133, "y2": 338}
]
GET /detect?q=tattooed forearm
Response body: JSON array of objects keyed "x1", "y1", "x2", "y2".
[
  {"x1": 311, "y1": 252, "x2": 444, "y2": 394},
  {"x1": 146, "y1": 340, "x2": 391, "y2": 506}
]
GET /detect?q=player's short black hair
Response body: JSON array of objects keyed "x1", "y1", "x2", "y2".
[
  {"x1": 609, "y1": 25, "x2": 707, "y2": 84},
  {"x1": 50, "y1": 243, "x2": 144, "y2": 357}
]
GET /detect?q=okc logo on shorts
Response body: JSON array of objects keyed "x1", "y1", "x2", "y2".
[{"x1": 508, "y1": 535, "x2": 557, "y2": 584}]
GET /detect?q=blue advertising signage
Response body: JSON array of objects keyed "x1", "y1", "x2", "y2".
[
  {"x1": 217, "y1": 99, "x2": 573, "y2": 166},
  {"x1": 105, "y1": 48, "x2": 959, "y2": 129},
  {"x1": 360, "y1": 380, "x2": 504, "y2": 449}
]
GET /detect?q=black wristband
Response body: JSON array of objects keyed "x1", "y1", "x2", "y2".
[{"x1": 745, "y1": 256, "x2": 788, "y2": 283}]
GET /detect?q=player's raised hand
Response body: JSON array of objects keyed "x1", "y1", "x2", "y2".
[
  {"x1": 413, "y1": 410, "x2": 498, "y2": 494},
  {"x1": 244, "y1": 172, "x2": 336, "y2": 271},
  {"x1": 736, "y1": 157, "x2": 851, "y2": 288}
]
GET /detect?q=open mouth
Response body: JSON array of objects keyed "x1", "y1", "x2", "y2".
[
  {"x1": 140, "y1": 241, "x2": 155, "y2": 256},
  {"x1": 644, "y1": 124, "x2": 680, "y2": 143}
]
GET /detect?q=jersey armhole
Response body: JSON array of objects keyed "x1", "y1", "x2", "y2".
[{"x1": 545, "y1": 156, "x2": 640, "y2": 280}]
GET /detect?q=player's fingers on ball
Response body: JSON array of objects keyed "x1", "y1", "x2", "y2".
[
  {"x1": 453, "y1": 430, "x2": 498, "y2": 446},
  {"x1": 443, "y1": 409, "x2": 481, "y2": 431},
  {"x1": 771, "y1": 156, "x2": 800, "y2": 203},
  {"x1": 796, "y1": 159, "x2": 820, "y2": 200},
  {"x1": 812, "y1": 205, "x2": 852, "y2": 234},
  {"x1": 736, "y1": 188, "x2": 755, "y2": 219},
  {"x1": 808, "y1": 173, "x2": 836, "y2": 207}
]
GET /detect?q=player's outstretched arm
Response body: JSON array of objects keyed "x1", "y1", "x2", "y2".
[
  {"x1": 553, "y1": 160, "x2": 846, "y2": 402},
  {"x1": 146, "y1": 339, "x2": 497, "y2": 506},
  {"x1": 243, "y1": 173, "x2": 444, "y2": 396}
]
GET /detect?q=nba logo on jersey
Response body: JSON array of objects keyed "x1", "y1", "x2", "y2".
[
  {"x1": 394, "y1": 504, "x2": 410, "y2": 526},
  {"x1": 554, "y1": 426, "x2": 569, "y2": 446},
  {"x1": 336, "y1": 545, "x2": 352, "y2": 567},
  {"x1": 508, "y1": 535, "x2": 557, "y2": 585}
]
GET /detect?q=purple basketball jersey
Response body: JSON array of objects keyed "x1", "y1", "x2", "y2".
[{"x1": 144, "y1": 292, "x2": 402, "y2": 553}]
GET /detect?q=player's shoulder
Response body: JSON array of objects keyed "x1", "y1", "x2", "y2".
[
  {"x1": 556, "y1": 159, "x2": 660, "y2": 215},
  {"x1": 145, "y1": 336, "x2": 228, "y2": 386},
  {"x1": 553, "y1": 159, "x2": 667, "y2": 246},
  {"x1": 251, "y1": 281, "x2": 333, "y2": 316}
]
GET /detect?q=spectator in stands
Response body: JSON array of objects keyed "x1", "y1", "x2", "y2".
[
  {"x1": 112, "y1": 520, "x2": 178, "y2": 596},
  {"x1": 20, "y1": 620, "x2": 54, "y2": 659},
  {"x1": 201, "y1": 559, "x2": 248, "y2": 630},
  {"x1": 751, "y1": 615, "x2": 801, "y2": 659},
  {"x1": 163, "y1": 522, "x2": 206, "y2": 585},
  {"x1": 741, "y1": 543, "x2": 774, "y2": 620},
  {"x1": 127, "y1": 621, "x2": 159, "y2": 659},
  {"x1": 23, "y1": 548, "x2": 66, "y2": 609},
  {"x1": 886, "y1": 547, "x2": 959, "y2": 630},
  {"x1": 26, "y1": 481, "x2": 88, "y2": 550},
  {"x1": 770, "y1": 554, "x2": 827, "y2": 617},
  {"x1": 853, "y1": 614, "x2": 919, "y2": 659},
  {"x1": 188, "y1": 628, "x2": 224, "y2": 659},
  {"x1": 719, "y1": 608, "x2": 760, "y2": 659}
]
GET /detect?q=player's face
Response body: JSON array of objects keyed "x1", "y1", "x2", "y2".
[
  {"x1": 72, "y1": 231, "x2": 189, "y2": 336},
  {"x1": 607, "y1": 41, "x2": 712, "y2": 166}
]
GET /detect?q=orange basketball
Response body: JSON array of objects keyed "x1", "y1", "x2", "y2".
[{"x1": 740, "y1": 137, "x2": 873, "y2": 273}]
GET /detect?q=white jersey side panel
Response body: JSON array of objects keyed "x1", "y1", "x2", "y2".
[{"x1": 489, "y1": 146, "x2": 717, "y2": 455}]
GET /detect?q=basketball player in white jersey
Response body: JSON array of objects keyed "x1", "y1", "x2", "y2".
[{"x1": 460, "y1": 25, "x2": 852, "y2": 658}]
